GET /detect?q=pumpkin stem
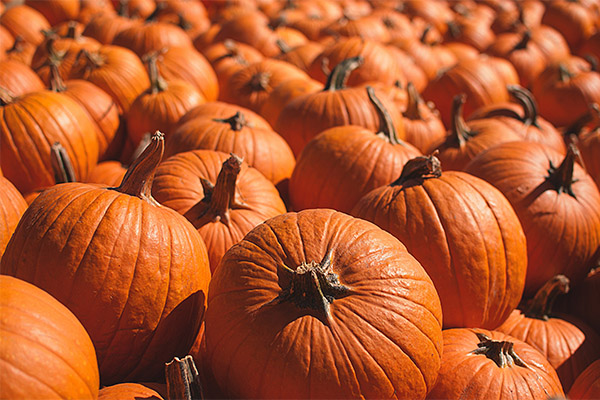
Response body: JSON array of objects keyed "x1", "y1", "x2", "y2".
[
  {"x1": 512, "y1": 30, "x2": 532, "y2": 51},
  {"x1": 165, "y1": 355, "x2": 204, "y2": 400},
  {"x1": 212, "y1": 40, "x2": 249, "y2": 67},
  {"x1": 446, "y1": 20, "x2": 461, "y2": 39},
  {"x1": 129, "y1": 132, "x2": 153, "y2": 165},
  {"x1": 584, "y1": 54, "x2": 599, "y2": 72},
  {"x1": 522, "y1": 275, "x2": 570, "y2": 321},
  {"x1": 6, "y1": 35, "x2": 25, "y2": 56},
  {"x1": 183, "y1": 154, "x2": 250, "y2": 228},
  {"x1": 507, "y1": 85, "x2": 541, "y2": 128},
  {"x1": 392, "y1": 151, "x2": 442, "y2": 186},
  {"x1": 450, "y1": 93, "x2": 473, "y2": 147},
  {"x1": 145, "y1": 1, "x2": 165, "y2": 22},
  {"x1": 48, "y1": 64, "x2": 68, "y2": 92},
  {"x1": 564, "y1": 103, "x2": 600, "y2": 136},
  {"x1": 117, "y1": 0, "x2": 129, "y2": 17},
  {"x1": 64, "y1": 21, "x2": 79, "y2": 39},
  {"x1": 115, "y1": 130, "x2": 164, "y2": 205},
  {"x1": 74, "y1": 49, "x2": 105, "y2": 78},
  {"x1": 420, "y1": 25, "x2": 432, "y2": 43},
  {"x1": 272, "y1": 250, "x2": 354, "y2": 324},
  {"x1": 177, "y1": 13, "x2": 193, "y2": 32},
  {"x1": 276, "y1": 38, "x2": 292, "y2": 54},
  {"x1": 213, "y1": 111, "x2": 247, "y2": 131},
  {"x1": 50, "y1": 142, "x2": 76, "y2": 183},
  {"x1": 546, "y1": 143, "x2": 579, "y2": 198},
  {"x1": 366, "y1": 86, "x2": 402, "y2": 145},
  {"x1": 323, "y1": 56, "x2": 363, "y2": 92},
  {"x1": 0, "y1": 87, "x2": 16, "y2": 106},
  {"x1": 404, "y1": 82, "x2": 423, "y2": 120},
  {"x1": 249, "y1": 72, "x2": 271, "y2": 91},
  {"x1": 470, "y1": 332, "x2": 530, "y2": 369},
  {"x1": 143, "y1": 50, "x2": 168, "y2": 94},
  {"x1": 558, "y1": 63, "x2": 575, "y2": 82}
]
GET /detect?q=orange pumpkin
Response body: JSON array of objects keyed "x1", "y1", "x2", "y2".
[{"x1": 0, "y1": 176, "x2": 27, "y2": 257}]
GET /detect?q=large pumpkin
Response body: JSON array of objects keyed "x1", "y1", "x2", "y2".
[
  {"x1": 569, "y1": 359, "x2": 600, "y2": 400},
  {"x1": 0, "y1": 176, "x2": 28, "y2": 258},
  {"x1": 1, "y1": 132, "x2": 211, "y2": 385},
  {"x1": 352, "y1": 153, "x2": 527, "y2": 329},
  {"x1": 0, "y1": 275, "x2": 99, "y2": 399},
  {"x1": 205, "y1": 209, "x2": 443, "y2": 399}
]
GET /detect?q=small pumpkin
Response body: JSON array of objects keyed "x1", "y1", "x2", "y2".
[{"x1": 0, "y1": 176, "x2": 28, "y2": 257}]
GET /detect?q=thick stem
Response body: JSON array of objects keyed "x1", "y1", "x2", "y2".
[
  {"x1": 212, "y1": 40, "x2": 249, "y2": 67},
  {"x1": 367, "y1": 86, "x2": 401, "y2": 145},
  {"x1": 177, "y1": 13, "x2": 193, "y2": 32},
  {"x1": 249, "y1": 72, "x2": 271, "y2": 91},
  {"x1": 523, "y1": 275, "x2": 570, "y2": 320},
  {"x1": 547, "y1": 143, "x2": 579, "y2": 198},
  {"x1": 322, "y1": 56, "x2": 364, "y2": 92},
  {"x1": 276, "y1": 38, "x2": 292, "y2": 54},
  {"x1": 165, "y1": 356, "x2": 204, "y2": 400},
  {"x1": 512, "y1": 30, "x2": 532, "y2": 51},
  {"x1": 6, "y1": 36, "x2": 25, "y2": 56},
  {"x1": 403, "y1": 82, "x2": 423, "y2": 120},
  {"x1": 392, "y1": 152, "x2": 442, "y2": 186},
  {"x1": 213, "y1": 112, "x2": 247, "y2": 131},
  {"x1": 272, "y1": 251, "x2": 353, "y2": 324},
  {"x1": 74, "y1": 49, "x2": 105, "y2": 78},
  {"x1": 507, "y1": 85, "x2": 540, "y2": 128},
  {"x1": 450, "y1": 93, "x2": 472, "y2": 147},
  {"x1": 143, "y1": 51, "x2": 168, "y2": 94},
  {"x1": 558, "y1": 63, "x2": 575, "y2": 82},
  {"x1": 117, "y1": 0, "x2": 129, "y2": 17},
  {"x1": 115, "y1": 130, "x2": 164, "y2": 205},
  {"x1": 49, "y1": 64, "x2": 67, "y2": 92},
  {"x1": 420, "y1": 25, "x2": 432, "y2": 44},
  {"x1": 0, "y1": 87, "x2": 15, "y2": 106},
  {"x1": 50, "y1": 142, "x2": 76, "y2": 183},
  {"x1": 65, "y1": 21, "x2": 79, "y2": 39},
  {"x1": 470, "y1": 332, "x2": 530, "y2": 369},
  {"x1": 183, "y1": 154, "x2": 249, "y2": 228}
]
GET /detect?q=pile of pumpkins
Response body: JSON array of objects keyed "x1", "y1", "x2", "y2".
[{"x1": 1, "y1": 0, "x2": 600, "y2": 398}]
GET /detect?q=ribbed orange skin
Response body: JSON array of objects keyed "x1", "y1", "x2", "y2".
[
  {"x1": 275, "y1": 86, "x2": 405, "y2": 157},
  {"x1": 69, "y1": 45, "x2": 150, "y2": 114},
  {"x1": 220, "y1": 59, "x2": 309, "y2": 114},
  {"x1": 82, "y1": 13, "x2": 141, "y2": 45},
  {"x1": 428, "y1": 328, "x2": 564, "y2": 399},
  {"x1": 465, "y1": 141, "x2": 600, "y2": 296},
  {"x1": 127, "y1": 80, "x2": 206, "y2": 146},
  {"x1": 496, "y1": 309, "x2": 600, "y2": 391},
  {"x1": 178, "y1": 101, "x2": 271, "y2": 130},
  {"x1": 0, "y1": 177, "x2": 27, "y2": 257},
  {"x1": 86, "y1": 160, "x2": 126, "y2": 187},
  {"x1": 205, "y1": 209, "x2": 443, "y2": 399},
  {"x1": 0, "y1": 91, "x2": 99, "y2": 194},
  {"x1": 307, "y1": 37, "x2": 406, "y2": 87},
  {"x1": 260, "y1": 78, "x2": 322, "y2": 128},
  {"x1": 390, "y1": 37, "x2": 457, "y2": 82},
  {"x1": 352, "y1": 170, "x2": 527, "y2": 329},
  {"x1": 112, "y1": 22, "x2": 193, "y2": 58},
  {"x1": 569, "y1": 359, "x2": 600, "y2": 399},
  {"x1": 25, "y1": 0, "x2": 79, "y2": 26},
  {"x1": 274, "y1": 41, "x2": 324, "y2": 73},
  {"x1": 0, "y1": 5, "x2": 50, "y2": 46},
  {"x1": 0, "y1": 183, "x2": 211, "y2": 385},
  {"x1": 290, "y1": 125, "x2": 421, "y2": 214},
  {"x1": 165, "y1": 115, "x2": 295, "y2": 188},
  {"x1": 0, "y1": 60, "x2": 45, "y2": 97},
  {"x1": 0, "y1": 275, "x2": 99, "y2": 399},
  {"x1": 98, "y1": 383, "x2": 164, "y2": 400},
  {"x1": 153, "y1": 150, "x2": 286, "y2": 272},
  {"x1": 157, "y1": 46, "x2": 219, "y2": 102}
]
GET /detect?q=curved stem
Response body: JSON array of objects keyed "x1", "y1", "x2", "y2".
[
  {"x1": 48, "y1": 64, "x2": 67, "y2": 92},
  {"x1": 50, "y1": 142, "x2": 76, "y2": 183},
  {"x1": 0, "y1": 87, "x2": 16, "y2": 106},
  {"x1": 276, "y1": 38, "x2": 292, "y2": 54},
  {"x1": 183, "y1": 154, "x2": 249, "y2": 228},
  {"x1": 115, "y1": 131, "x2": 164, "y2": 205},
  {"x1": 507, "y1": 85, "x2": 540, "y2": 128},
  {"x1": 322, "y1": 56, "x2": 363, "y2": 92},
  {"x1": 450, "y1": 93, "x2": 472, "y2": 147},
  {"x1": 420, "y1": 25, "x2": 432, "y2": 44},
  {"x1": 546, "y1": 143, "x2": 579, "y2": 198},
  {"x1": 512, "y1": 30, "x2": 532, "y2": 51},
  {"x1": 165, "y1": 356, "x2": 204, "y2": 400},
  {"x1": 74, "y1": 49, "x2": 105, "y2": 78},
  {"x1": 6, "y1": 36, "x2": 25, "y2": 56},
  {"x1": 403, "y1": 82, "x2": 423, "y2": 120},
  {"x1": 522, "y1": 275, "x2": 570, "y2": 320},
  {"x1": 65, "y1": 21, "x2": 79, "y2": 39},
  {"x1": 143, "y1": 51, "x2": 168, "y2": 94},
  {"x1": 558, "y1": 63, "x2": 575, "y2": 82},
  {"x1": 470, "y1": 333, "x2": 530, "y2": 369},
  {"x1": 367, "y1": 86, "x2": 401, "y2": 145},
  {"x1": 392, "y1": 152, "x2": 442, "y2": 186},
  {"x1": 213, "y1": 112, "x2": 247, "y2": 131}
]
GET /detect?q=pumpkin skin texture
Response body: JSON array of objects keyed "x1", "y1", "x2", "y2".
[
  {"x1": 0, "y1": 59, "x2": 45, "y2": 97},
  {"x1": 0, "y1": 275, "x2": 99, "y2": 399},
  {"x1": 0, "y1": 132, "x2": 211, "y2": 385},
  {"x1": 205, "y1": 209, "x2": 443, "y2": 399},
  {"x1": 465, "y1": 141, "x2": 600, "y2": 296},
  {"x1": 98, "y1": 383, "x2": 165, "y2": 400},
  {"x1": 352, "y1": 154, "x2": 527, "y2": 329},
  {"x1": 0, "y1": 176, "x2": 27, "y2": 258},
  {"x1": 569, "y1": 359, "x2": 600, "y2": 399},
  {"x1": 152, "y1": 150, "x2": 287, "y2": 273},
  {"x1": 428, "y1": 328, "x2": 564, "y2": 399}
]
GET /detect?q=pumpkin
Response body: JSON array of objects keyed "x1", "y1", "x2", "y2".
[
  {"x1": 322, "y1": 14, "x2": 391, "y2": 43},
  {"x1": 556, "y1": 268, "x2": 600, "y2": 338},
  {"x1": 177, "y1": 100, "x2": 272, "y2": 131},
  {"x1": 465, "y1": 142, "x2": 600, "y2": 296},
  {"x1": 1, "y1": 35, "x2": 36, "y2": 65},
  {"x1": 211, "y1": 10, "x2": 281, "y2": 57},
  {"x1": 352, "y1": 153, "x2": 527, "y2": 329},
  {"x1": 0, "y1": 88, "x2": 99, "y2": 195},
  {"x1": 496, "y1": 275, "x2": 600, "y2": 391},
  {"x1": 0, "y1": 176, "x2": 27, "y2": 257},
  {"x1": 569, "y1": 359, "x2": 600, "y2": 399},
  {"x1": 542, "y1": 0, "x2": 598, "y2": 52},
  {"x1": 0, "y1": 59, "x2": 45, "y2": 97},
  {"x1": 428, "y1": 328, "x2": 564, "y2": 399},
  {"x1": 98, "y1": 383, "x2": 165, "y2": 400},
  {"x1": 442, "y1": 13, "x2": 495, "y2": 53},
  {"x1": 0, "y1": 275, "x2": 99, "y2": 399},
  {"x1": 153, "y1": 151, "x2": 286, "y2": 272},
  {"x1": 0, "y1": 5, "x2": 50, "y2": 47},
  {"x1": 273, "y1": 39, "x2": 324, "y2": 73},
  {"x1": 289, "y1": 86, "x2": 421, "y2": 214},
  {"x1": 112, "y1": 20, "x2": 193, "y2": 58},
  {"x1": 86, "y1": 160, "x2": 127, "y2": 187},
  {"x1": 25, "y1": 0, "x2": 79, "y2": 25},
  {"x1": 427, "y1": 93, "x2": 522, "y2": 171},
  {"x1": 259, "y1": 77, "x2": 322, "y2": 128},
  {"x1": 205, "y1": 208, "x2": 443, "y2": 399},
  {"x1": 566, "y1": 103, "x2": 600, "y2": 189},
  {"x1": 401, "y1": 82, "x2": 446, "y2": 153},
  {"x1": 82, "y1": 10, "x2": 141, "y2": 45},
  {"x1": 1, "y1": 132, "x2": 212, "y2": 385}
]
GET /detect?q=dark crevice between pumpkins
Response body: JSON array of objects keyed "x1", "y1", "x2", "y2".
[
  {"x1": 271, "y1": 250, "x2": 354, "y2": 325},
  {"x1": 391, "y1": 152, "x2": 442, "y2": 187},
  {"x1": 470, "y1": 332, "x2": 530, "y2": 369},
  {"x1": 521, "y1": 275, "x2": 570, "y2": 321},
  {"x1": 546, "y1": 143, "x2": 580, "y2": 198},
  {"x1": 50, "y1": 142, "x2": 77, "y2": 184},
  {"x1": 323, "y1": 55, "x2": 363, "y2": 92},
  {"x1": 183, "y1": 154, "x2": 250, "y2": 229}
]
